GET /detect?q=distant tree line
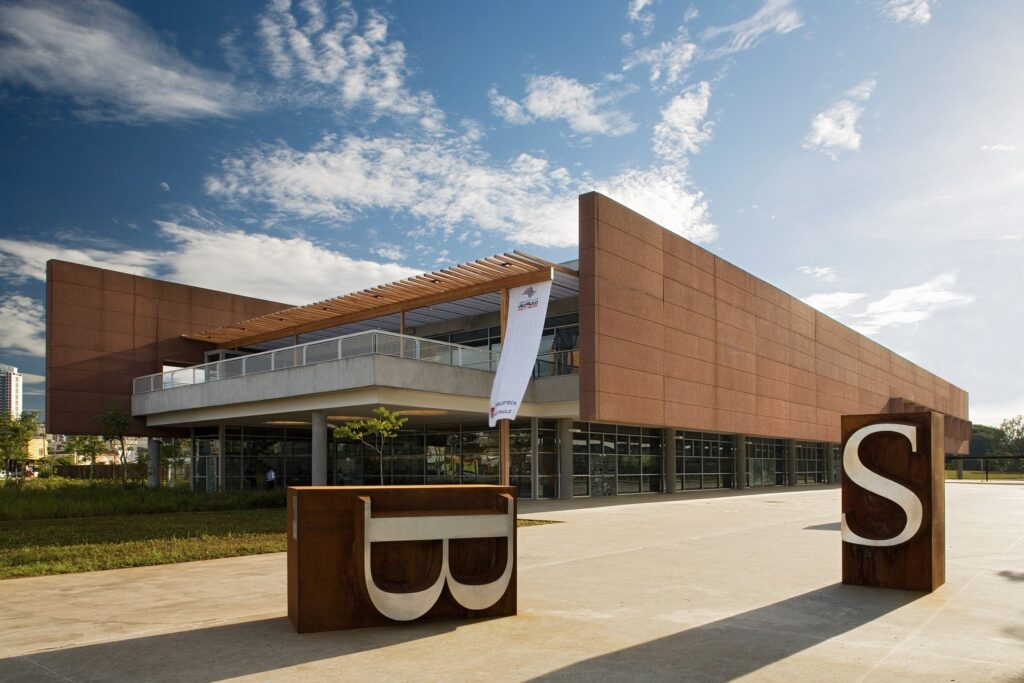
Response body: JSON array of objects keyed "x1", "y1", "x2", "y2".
[{"x1": 968, "y1": 416, "x2": 1024, "y2": 472}]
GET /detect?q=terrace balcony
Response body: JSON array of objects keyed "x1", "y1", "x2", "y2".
[{"x1": 130, "y1": 330, "x2": 579, "y2": 427}]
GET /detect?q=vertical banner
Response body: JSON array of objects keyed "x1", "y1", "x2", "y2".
[
  {"x1": 841, "y1": 411, "x2": 945, "y2": 592},
  {"x1": 488, "y1": 280, "x2": 552, "y2": 427}
]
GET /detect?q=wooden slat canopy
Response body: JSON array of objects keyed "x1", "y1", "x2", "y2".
[{"x1": 183, "y1": 251, "x2": 577, "y2": 349}]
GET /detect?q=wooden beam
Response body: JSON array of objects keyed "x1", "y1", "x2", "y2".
[{"x1": 199, "y1": 267, "x2": 554, "y2": 348}]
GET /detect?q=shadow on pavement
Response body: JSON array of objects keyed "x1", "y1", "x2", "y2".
[
  {"x1": 804, "y1": 522, "x2": 840, "y2": 531},
  {"x1": 0, "y1": 616, "x2": 460, "y2": 682},
  {"x1": 532, "y1": 583, "x2": 920, "y2": 682}
]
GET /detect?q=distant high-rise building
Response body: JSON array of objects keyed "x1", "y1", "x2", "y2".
[{"x1": 0, "y1": 364, "x2": 23, "y2": 418}]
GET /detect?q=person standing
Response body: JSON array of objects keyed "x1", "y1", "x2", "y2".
[{"x1": 265, "y1": 466, "x2": 276, "y2": 490}]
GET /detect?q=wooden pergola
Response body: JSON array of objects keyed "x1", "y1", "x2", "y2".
[
  {"x1": 183, "y1": 251, "x2": 577, "y2": 349},
  {"x1": 182, "y1": 250, "x2": 579, "y2": 487}
]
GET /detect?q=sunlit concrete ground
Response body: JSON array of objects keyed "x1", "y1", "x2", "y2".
[{"x1": 1, "y1": 482, "x2": 1022, "y2": 682}]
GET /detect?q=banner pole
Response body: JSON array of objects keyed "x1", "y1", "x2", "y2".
[{"x1": 499, "y1": 287, "x2": 510, "y2": 487}]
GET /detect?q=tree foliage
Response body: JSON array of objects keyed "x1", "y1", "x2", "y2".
[
  {"x1": 332, "y1": 407, "x2": 407, "y2": 483},
  {"x1": 1000, "y1": 415, "x2": 1024, "y2": 458},
  {"x1": 0, "y1": 412, "x2": 40, "y2": 476},
  {"x1": 65, "y1": 434, "x2": 105, "y2": 478},
  {"x1": 98, "y1": 405, "x2": 132, "y2": 484}
]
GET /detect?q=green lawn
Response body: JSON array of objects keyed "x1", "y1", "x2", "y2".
[
  {"x1": 0, "y1": 507, "x2": 557, "y2": 579},
  {"x1": 944, "y1": 470, "x2": 1024, "y2": 481}
]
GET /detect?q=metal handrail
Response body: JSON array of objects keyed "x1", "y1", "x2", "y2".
[{"x1": 132, "y1": 330, "x2": 500, "y2": 395}]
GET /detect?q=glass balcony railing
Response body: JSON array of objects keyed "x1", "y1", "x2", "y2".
[
  {"x1": 132, "y1": 331, "x2": 500, "y2": 395},
  {"x1": 133, "y1": 331, "x2": 580, "y2": 395}
]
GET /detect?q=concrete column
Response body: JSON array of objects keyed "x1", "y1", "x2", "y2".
[
  {"x1": 558, "y1": 418, "x2": 573, "y2": 500},
  {"x1": 735, "y1": 435, "x2": 747, "y2": 490},
  {"x1": 312, "y1": 410, "x2": 327, "y2": 486},
  {"x1": 663, "y1": 428, "x2": 677, "y2": 494},
  {"x1": 787, "y1": 440, "x2": 798, "y2": 487},
  {"x1": 530, "y1": 418, "x2": 540, "y2": 500},
  {"x1": 148, "y1": 437, "x2": 160, "y2": 490}
]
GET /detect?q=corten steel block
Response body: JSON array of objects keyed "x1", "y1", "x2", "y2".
[
  {"x1": 287, "y1": 485, "x2": 517, "y2": 633},
  {"x1": 841, "y1": 412, "x2": 945, "y2": 592},
  {"x1": 46, "y1": 260, "x2": 289, "y2": 436}
]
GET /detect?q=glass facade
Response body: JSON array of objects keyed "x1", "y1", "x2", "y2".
[
  {"x1": 427, "y1": 312, "x2": 579, "y2": 377},
  {"x1": 746, "y1": 437, "x2": 788, "y2": 487},
  {"x1": 193, "y1": 419, "x2": 560, "y2": 499},
  {"x1": 794, "y1": 441, "x2": 829, "y2": 485},
  {"x1": 193, "y1": 421, "x2": 841, "y2": 497},
  {"x1": 570, "y1": 422, "x2": 663, "y2": 496},
  {"x1": 677, "y1": 431, "x2": 735, "y2": 490}
]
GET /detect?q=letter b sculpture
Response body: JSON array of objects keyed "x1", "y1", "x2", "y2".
[{"x1": 288, "y1": 485, "x2": 517, "y2": 633}]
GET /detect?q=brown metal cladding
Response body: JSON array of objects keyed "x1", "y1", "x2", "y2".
[
  {"x1": 578, "y1": 192, "x2": 970, "y2": 454},
  {"x1": 45, "y1": 260, "x2": 290, "y2": 437}
]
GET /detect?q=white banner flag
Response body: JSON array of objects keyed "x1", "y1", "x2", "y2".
[{"x1": 488, "y1": 280, "x2": 552, "y2": 427}]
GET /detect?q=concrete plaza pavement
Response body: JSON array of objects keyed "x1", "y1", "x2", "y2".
[{"x1": 1, "y1": 482, "x2": 1022, "y2": 682}]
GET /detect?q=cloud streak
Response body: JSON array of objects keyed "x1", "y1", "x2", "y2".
[
  {"x1": 0, "y1": 296, "x2": 45, "y2": 357},
  {"x1": 804, "y1": 272, "x2": 973, "y2": 335},
  {"x1": 701, "y1": 0, "x2": 803, "y2": 59},
  {"x1": 0, "y1": 0, "x2": 247, "y2": 123}
]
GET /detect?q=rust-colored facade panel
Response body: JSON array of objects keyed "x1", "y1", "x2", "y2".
[
  {"x1": 46, "y1": 260, "x2": 290, "y2": 436},
  {"x1": 578, "y1": 192, "x2": 969, "y2": 451}
]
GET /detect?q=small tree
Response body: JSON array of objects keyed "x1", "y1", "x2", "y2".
[
  {"x1": 99, "y1": 405, "x2": 132, "y2": 484},
  {"x1": 333, "y1": 407, "x2": 407, "y2": 484},
  {"x1": 0, "y1": 412, "x2": 39, "y2": 480},
  {"x1": 66, "y1": 434, "x2": 105, "y2": 478}
]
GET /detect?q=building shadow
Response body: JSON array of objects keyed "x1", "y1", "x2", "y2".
[
  {"x1": 533, "y1": 583, "x2": 921, "y2": 682},
  {"x1": 0, "y1": 616, "x2": 461, "y2": 683}
]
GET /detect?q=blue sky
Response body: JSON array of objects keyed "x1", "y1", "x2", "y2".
[{"x1": 0, "y1": 0, "x2": 1021, "y2": 426}]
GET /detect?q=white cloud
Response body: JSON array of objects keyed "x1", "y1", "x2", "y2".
[
  {"x1": 623, "y1": 29, "x2": 697, "y2": 88},
  {"x1": 155, "y1": 222, "x2": 420, "y2": 304},
  {"x1": 797, "y1": 265, "x2": 838, "y2": 282},
  {"x1": 594, "y1": 165, "x2": 717, "y2": 244},
  {"x1": 652, "y1": 82, "x2": 713, "y2": 158},
  {"x1": 804, "y1": 273, "x2": 973, "y2": 334},
  {"x1": 160, "y1": 181, "x2": 171, "y2": 192},
  {"x1": 0, "y1": 296, "x2": 45, "y2": 358},
  {"x1": 372, "y1": 244, "x2": 405, "y2": 261},
  {"x1": 980, "y1": 144, "x2": 1017, "y2": 152},
  {"x1": 880, "y1": 0, "x2": 932, "y2": 26},
  {"x1": 701, "y1": 0, "x2": 803, "y2": 59},
  {"x1": 627, "y1": 0, "x2": 656, "y2": 36},
  {"x1": 487, "y1": 88, "x2": 532, "y2": 125},
  {"x1": 0, "y1": 0, "x2": 246, "y2": 123},
  {"x1": 21, "y1": 372, "x2": 46, "y2": 385},
  {"x1": 258, "y1": 0, "x2": 443, "y2": 129},
  {"x1": 803, "y1": 291, "x2": 865, "y2": 314},
  {"x1": 488, "y1": 75, "x2": 636, "y2": 136},
  {"x1": 0, "y1": 219, "x2": 423, "y2": 306},
  {"x1": 205, "y1": 126, "x2": 717, "y2": 247},
  {"x1": 850, "y1": 272, "x2": 973, "y2": 334},
  {"x1": 684, "y1": 6, "x2": 700, "y2": 23},
  {"x1": 803, "y1": 79, "x2": 877, "y2": 159},
  {"x1": 0, "y1": 238, "x2": 161, "y2": 284},
  {"x1": 206, "y1": 133, "x2": 582, "y2": 246}
]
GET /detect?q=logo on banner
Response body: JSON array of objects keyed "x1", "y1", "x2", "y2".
[
  {"x1": 358, "y1": 496, "x2": 515, "y2": 621},
  {"x1": 841, "y1": 422, "x2": 924, "y2": 547},
  {"x1": 518, "y1": 287, "x2": 540, "y2": 311}
]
